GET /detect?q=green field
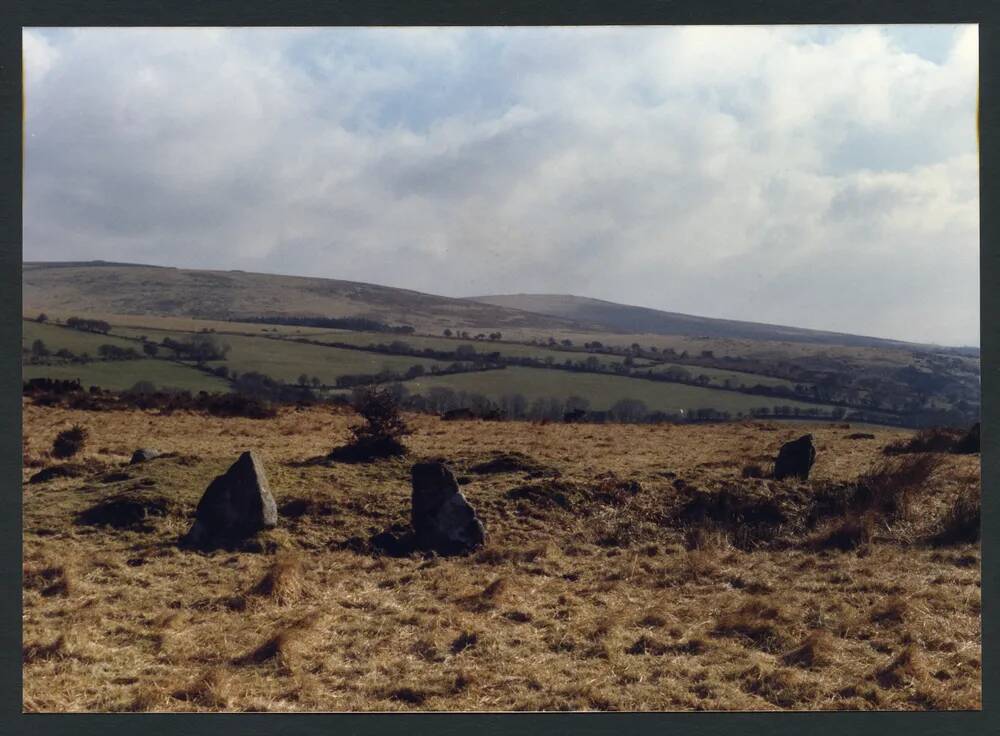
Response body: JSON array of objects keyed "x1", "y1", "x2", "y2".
[
  {"x1": 111, "y1": 327, "x2": 451, "y2": 385},
  {"x1": 22, "y1": 320, "x2": 142, "y2": 355},
  {"x1": 402, "y1": 366, "x2": 835, "y2": 415},
  {"x1": 22, "y1": 359, "x2": 230, "y2": 393},
  {"x1": 298, "y1": 331, "x2": 644, "y2": 368},
  {"x1": 643, "y1": 362, "x2": 799, "y2": 389}
]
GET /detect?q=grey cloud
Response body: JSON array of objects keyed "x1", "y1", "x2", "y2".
[{"x1": 22, "y1": 25, "x2": 979, "y2": 345}]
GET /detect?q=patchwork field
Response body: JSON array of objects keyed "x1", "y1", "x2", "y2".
[
  {"x1": 22, "y1": 319, "x2": 827, "y2": 416},
  {"x1": 22, "y1": 402, "x2": 980, "y2": 712}
]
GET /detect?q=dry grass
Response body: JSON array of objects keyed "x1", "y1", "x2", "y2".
[
  {"x1": 22, "y1": 403, "x2": 981, "y2": 711},
  {"x1": 855, "y1": 454, "x2": 944, "y2": 521}
]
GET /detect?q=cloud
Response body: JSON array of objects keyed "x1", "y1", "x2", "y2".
[{"x1": 22, "y1": 25, "x2": 979, "y2": 345}]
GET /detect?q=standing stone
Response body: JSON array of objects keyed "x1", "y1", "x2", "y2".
[
  {"x1": 129, "y1": 448, "x2": 161, "y2": 464},
  {"x1": 182, "y1": 451, "x2": 277, "y2": 549},
  {"x1": 411, "y1": 462, "x2": 485, "y2": 554},
  {"x1": 954, "y1": 422, "x2": 980, "y2": 454},
  {"x1": 773, "y1": 434, "x2": 816, "y2": 480}
]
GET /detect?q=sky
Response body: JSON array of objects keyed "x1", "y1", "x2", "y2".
[{"x1": 22, "y1": 25, "x2": 979, "y2": 346}]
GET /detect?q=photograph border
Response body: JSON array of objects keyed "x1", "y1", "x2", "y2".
[{"x1": 3, "y1": 1, "x2": 996, "y2": 734}]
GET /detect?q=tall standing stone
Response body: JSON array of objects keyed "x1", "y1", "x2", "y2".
[
  {"x1": 183, "y1": 451, "x2": 277, "y2": 549},
  {"x1": 411, "y1": 462, "x2": 485, "y2": 554},
  {"x1": 773, "y1": 434, "x2": 816, "y2": 480}
]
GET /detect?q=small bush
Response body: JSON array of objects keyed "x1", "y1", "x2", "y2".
[
  {"x1": 52, "y1": 425, "x2": 87, "y2": 459},
  {"x1": 330, "y1": 385, "x2": 409, "y2": 462}
]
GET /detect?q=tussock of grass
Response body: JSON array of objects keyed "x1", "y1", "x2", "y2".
[
  {"x1": 170, "y1": 669, "x2": 232, "y2": 709},
  {"x1": 23, "y1": 635, "x2": 66, "y2": 664},
  {"x1": 739, "y1": 663, "x2": 817, "y2": 708},
  {"x1": 930, "y1": 486, "x2": 980, "y2": 546},
  {"x1": 781, "y1": 631, "x2": 833, "y2": 669},
  {"x1": 386, "y1": 686, "x2": 429, "y2": 705},
  {"x1": 77, "y1": 493, "x2": 174, "y2": 530},
  {"x1": 713, "y1": 597, "x2": 790, "y2": 652},
  {"x1": 24, "y1": 563, "x2": 73, "y2": 597},
  {"x1": 875, "y1": 645, "x2": 928, "y2": 689},
  {"x1": 450, "y1": 631, "x2": 479, "y2": 654},
  {"x1": 884, "y1": 427, "x2": 967, "y2": 455},
  {"x1": 469, "y1": 451, "x2": 549, "y2": 475},
  {"x1": 870, "y1": 596, "x2": 909, "y2": 625},
  {"x1": 233, "y1": 612, "x2": 319, "y2": 668},
  {"x1": 250, "y1": 554, "x2": 304, "y2": 605},
  {"x1": 809, "y1": 513, "x2": 874, "y2": 552},
  {"x1": 854, "y1": 454, "x2": 943, "y2": 520}
]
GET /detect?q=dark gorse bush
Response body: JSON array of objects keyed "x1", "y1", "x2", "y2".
[
  {"x1": 331, "y1": 385, "x2": 410, "y2": 462},
  {"x1": 52, "y1": 425, "x2": 88, "y2": 459}
]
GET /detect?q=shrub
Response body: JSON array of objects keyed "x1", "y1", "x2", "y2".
[
  {"x1": 331, "y1": 385, "x2": 410, "y2": 462},
  {"x1": 97, "y1": 344, "x2": 140, "y2": 360},
  {"x1": 30, "y1": 339, "x2": 49, "y2": 358},
  {"x1": 52, "y1": 425, "x2": 87, "y2": 459},
  {"x1": 66, "y1": 317, "x2": 111, "y2": 334}
]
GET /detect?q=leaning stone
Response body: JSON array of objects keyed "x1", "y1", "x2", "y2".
[
  {"x1": 411, "y1": 461, "x2": 485, "y2": 554},
  {"x1": 773, "y1": 434, "x2": 816, "y2": 480},
  {"x1": 182, "y1": 451, "x2": 277, "y2": 549},
  {"x1": 129, "y1": 448, "x2": 161, "y2": 464}
]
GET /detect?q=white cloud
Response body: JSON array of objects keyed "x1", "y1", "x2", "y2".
[{"x1": 22, "y1": 25, "x2": 979, "y2": 345}]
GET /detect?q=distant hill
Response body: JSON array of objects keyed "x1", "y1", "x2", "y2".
[
  {"x1": 469, "y1": 293, "x2": 933, "y2": 350},
  {"x1": 22, "y1": 261, "x2": 945, "y2": 351},
  {"x1": 22, "y1": 262, "x2": 584, "y2": 333}
]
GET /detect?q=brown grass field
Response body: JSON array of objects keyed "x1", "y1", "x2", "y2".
[{"x1": 22, "y1": 402, "x2": 981, "y2": 712}]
